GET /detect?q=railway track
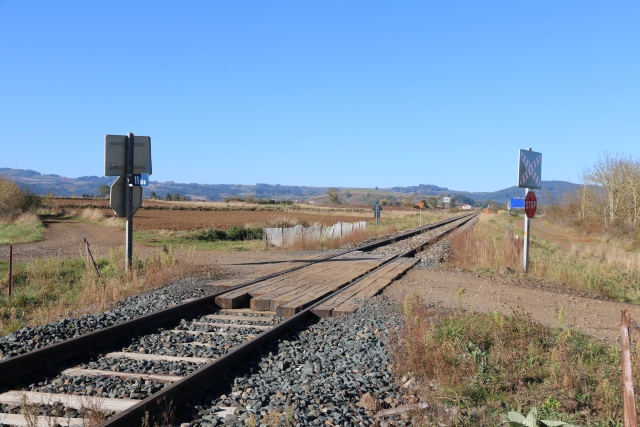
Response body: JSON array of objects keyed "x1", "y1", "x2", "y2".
[{"x1": 0, "y1": 212, "x2": 477, "y2": 426}]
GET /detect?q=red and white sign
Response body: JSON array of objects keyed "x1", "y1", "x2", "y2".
[{"x1": 525, "y1": 191, "x2": 537, "y2": 218}]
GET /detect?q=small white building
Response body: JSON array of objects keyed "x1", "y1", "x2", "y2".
[{"x1": 461, "y1": 204, "x2": 472, "y2": 210}]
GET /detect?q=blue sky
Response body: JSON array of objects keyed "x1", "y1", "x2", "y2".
[{"x1": 0, "y1": 1, "x2": 638, "y2": 192}]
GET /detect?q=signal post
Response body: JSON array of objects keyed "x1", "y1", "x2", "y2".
[{"x1": 105, "y1": 134, "x2": 152, "y2": 271}]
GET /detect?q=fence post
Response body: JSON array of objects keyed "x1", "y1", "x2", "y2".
[
  {"x1": 621, "y1": 309, "x2": 638, "y2": 427},
  {"x1": 8, "y1": 244, "x2": 13, "y2": 297}
]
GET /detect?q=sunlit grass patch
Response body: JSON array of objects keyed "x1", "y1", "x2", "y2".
[{"x1": 0, "y1": 213, "x2": 46, "y2": 244}]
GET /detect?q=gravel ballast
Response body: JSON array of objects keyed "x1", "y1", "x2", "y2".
[
  {"x1": 181, "y1": 296, "x2": 415, "y2": 427},
  {"x1": 0, "y1": 279, "x2": 208, "y2": 359}
]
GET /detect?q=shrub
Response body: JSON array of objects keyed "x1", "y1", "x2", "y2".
[
  {"x1": 190, "y1": 226, "x2": 263, "y2": 242},
  {"x1": 0, "y1": 177, "x2": 41, "y2": 221}
]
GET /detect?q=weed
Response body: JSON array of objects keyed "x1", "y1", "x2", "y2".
[
  {"x1": 389, "y1": 297, "x2": 633, "y2": 426},
  {"x1": 79, "y1": 395, "x2": 107, "y2": 426},
  {"x1": 457, "y1": 287, "x2": 466, "y2": 312},
  {"x1": 557, "y1": 307, "x2": 566, "y2": 328},
  {"x1": 20, "y1": 393, "x2": 39, "y2": 427}
]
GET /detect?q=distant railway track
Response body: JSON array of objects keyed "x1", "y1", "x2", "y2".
[{"x1": 0, "y1": 212, "x2": 477, "y2": 427}]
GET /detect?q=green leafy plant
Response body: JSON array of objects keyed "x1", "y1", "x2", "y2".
[{"x1": 501, "y1": 407, "x2": 578, "y2": 427}]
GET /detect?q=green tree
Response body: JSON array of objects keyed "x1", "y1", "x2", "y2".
[
  {"x1": 165, "y1": 193, "x2": 171, "y2": 201},
  {"x1": 172, "y1": 193, "x2": 180, "y2": 201},
  {"x1": 427, "y1": 196, "x2": 438, "y2": 208},
  {"x1": 97, "y1": 184, "x2": 110, "y2": 198},
  {"x1": 180, "y1": 195, "x2": 188, "y2": 201},
  {"x1": 327, "y1": 188, "x2": 341, "y2": 204},
  {"x1": 151, "y1": 191, "x2": 157, "y2": 199}
]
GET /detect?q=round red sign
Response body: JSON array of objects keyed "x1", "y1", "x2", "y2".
[{"x1": 525, "y1": 191, "x2": 537, "y2": 218}]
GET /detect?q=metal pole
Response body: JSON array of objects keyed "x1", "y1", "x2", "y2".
[
  {"x1": 125, "y1": 132, "x2": 134, "y2": 272},
  {"x1": 420, "y1": 208, "x2": 422, "y2": 226},
  {"x1": 523, "y1": 188, "x2": 530, "y2": 272},
  {"x1": 8, "y1": 244, "x2": 13, "y2": 297}
]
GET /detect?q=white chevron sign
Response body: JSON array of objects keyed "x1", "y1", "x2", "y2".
[{"x1": 518, "y1": 149, "x2": 542, "y2": 189}]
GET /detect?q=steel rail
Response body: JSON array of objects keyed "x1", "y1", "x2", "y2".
[
  {"x1": 98, "y1": 212, "x2": 478, "y2": 426},
  {"x1": 0, "y1": 213, "x2": 474, "y2": 384},
  {"x1": 0, "y1": 212, "x2": 476, "y2": 423}
]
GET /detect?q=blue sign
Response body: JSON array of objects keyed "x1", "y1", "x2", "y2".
[
  {"x1": 132, "y1": 174, "x2": 149, "y2": 187},
  {"x1": 508, "y1": 197, "x2": 525, "y2": 210}
]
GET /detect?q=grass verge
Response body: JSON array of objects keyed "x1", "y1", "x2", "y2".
[
  {"x1": 0, "y1": 247, "x2": 217, "y2": 336},
  {"x1": 0, "y1": 213, "x2": 46, "y2": 245},
  {"x1": 450, "y1": 213, "x2": 640, "y2": 303},
  {"x1": 134, "y1": 229, "x2": 265, "y2": 251},
  {"x1": 389, "y1": 296, "x2": 632, "y2": 426}
]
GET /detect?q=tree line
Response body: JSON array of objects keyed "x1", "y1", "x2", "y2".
[{"x1": 575, "y1": 152, "x2": 640, "y2": 226}]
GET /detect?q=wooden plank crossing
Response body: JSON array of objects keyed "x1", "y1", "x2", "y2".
[
  {"x1": 312, "y1": 257, "x2": 418, "y2": 318},
  {"x1": 203, "y1": 251, "x2": 344, "y2": 293},
  {"x1": 215, "y1": 252, "x2": 360, "y2": 309},
  {"x1": 213, "y1": 249, "x2": 416, "y2": 318},
  {"x1": 250, "y1": 252, "x2": 384, "y2": 312},
  {"x1": 273, "y1": 254, "x2": 395, "y2": 317}
]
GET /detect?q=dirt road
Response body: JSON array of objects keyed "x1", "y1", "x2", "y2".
[
  {"x1": 0, "y1": 217, "x2": 130, "y2": 261},
  {"x1": 384, "y1": 267, "x2": 639, "y2": 344}
]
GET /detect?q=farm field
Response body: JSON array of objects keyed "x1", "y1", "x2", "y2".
[{"x1": 129, "y1": 209, "x2": 372, "y2": 231}]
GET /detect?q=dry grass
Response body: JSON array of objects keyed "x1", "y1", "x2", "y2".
[
  {"x1": 0, "y1": 246, "x2": 217, "y2": 335},
  {"x1": 79, "y1": 208, "x2": 105, "y2": 221},
  {"x1": 448, "y1": 214, "x2": 640, "y2": 303},
  {"x1": 448, "y1": 217, "x2": 521, "y2": 273},
  {"x1": 13, "y1": 212, "x2": 40, "y2": 225},
  {"x1": 389, "y1": 295, "x2": 632, "y2": 426}
]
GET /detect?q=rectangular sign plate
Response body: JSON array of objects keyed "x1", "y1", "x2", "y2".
[
  {"x1": 104, "y1": 135, "x2": 152, "y2": 177},
  {"x1": 443, "y1": 197, "x2": 451, "y2": 203},
  {"x1": 518, "y1": 149, "x2": 542, "y2": 189}
]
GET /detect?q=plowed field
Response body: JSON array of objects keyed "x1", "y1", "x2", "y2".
[{"x1": 130, "y1": 210, "x2": 371, "y2": 231}]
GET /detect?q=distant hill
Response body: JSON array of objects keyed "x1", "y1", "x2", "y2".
[
  {"x1": 387, "y1": 180, "x2": 580, "y2": 205},
  {"x1": 0, "y1": 168, "x2": 579, "y2": 206},
  {"x1": 0, "y1": 168, "x2": 327, "y2": 201},
  {"x1": 461, "y1": 180, "x2": 580, "y2": 205}
]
